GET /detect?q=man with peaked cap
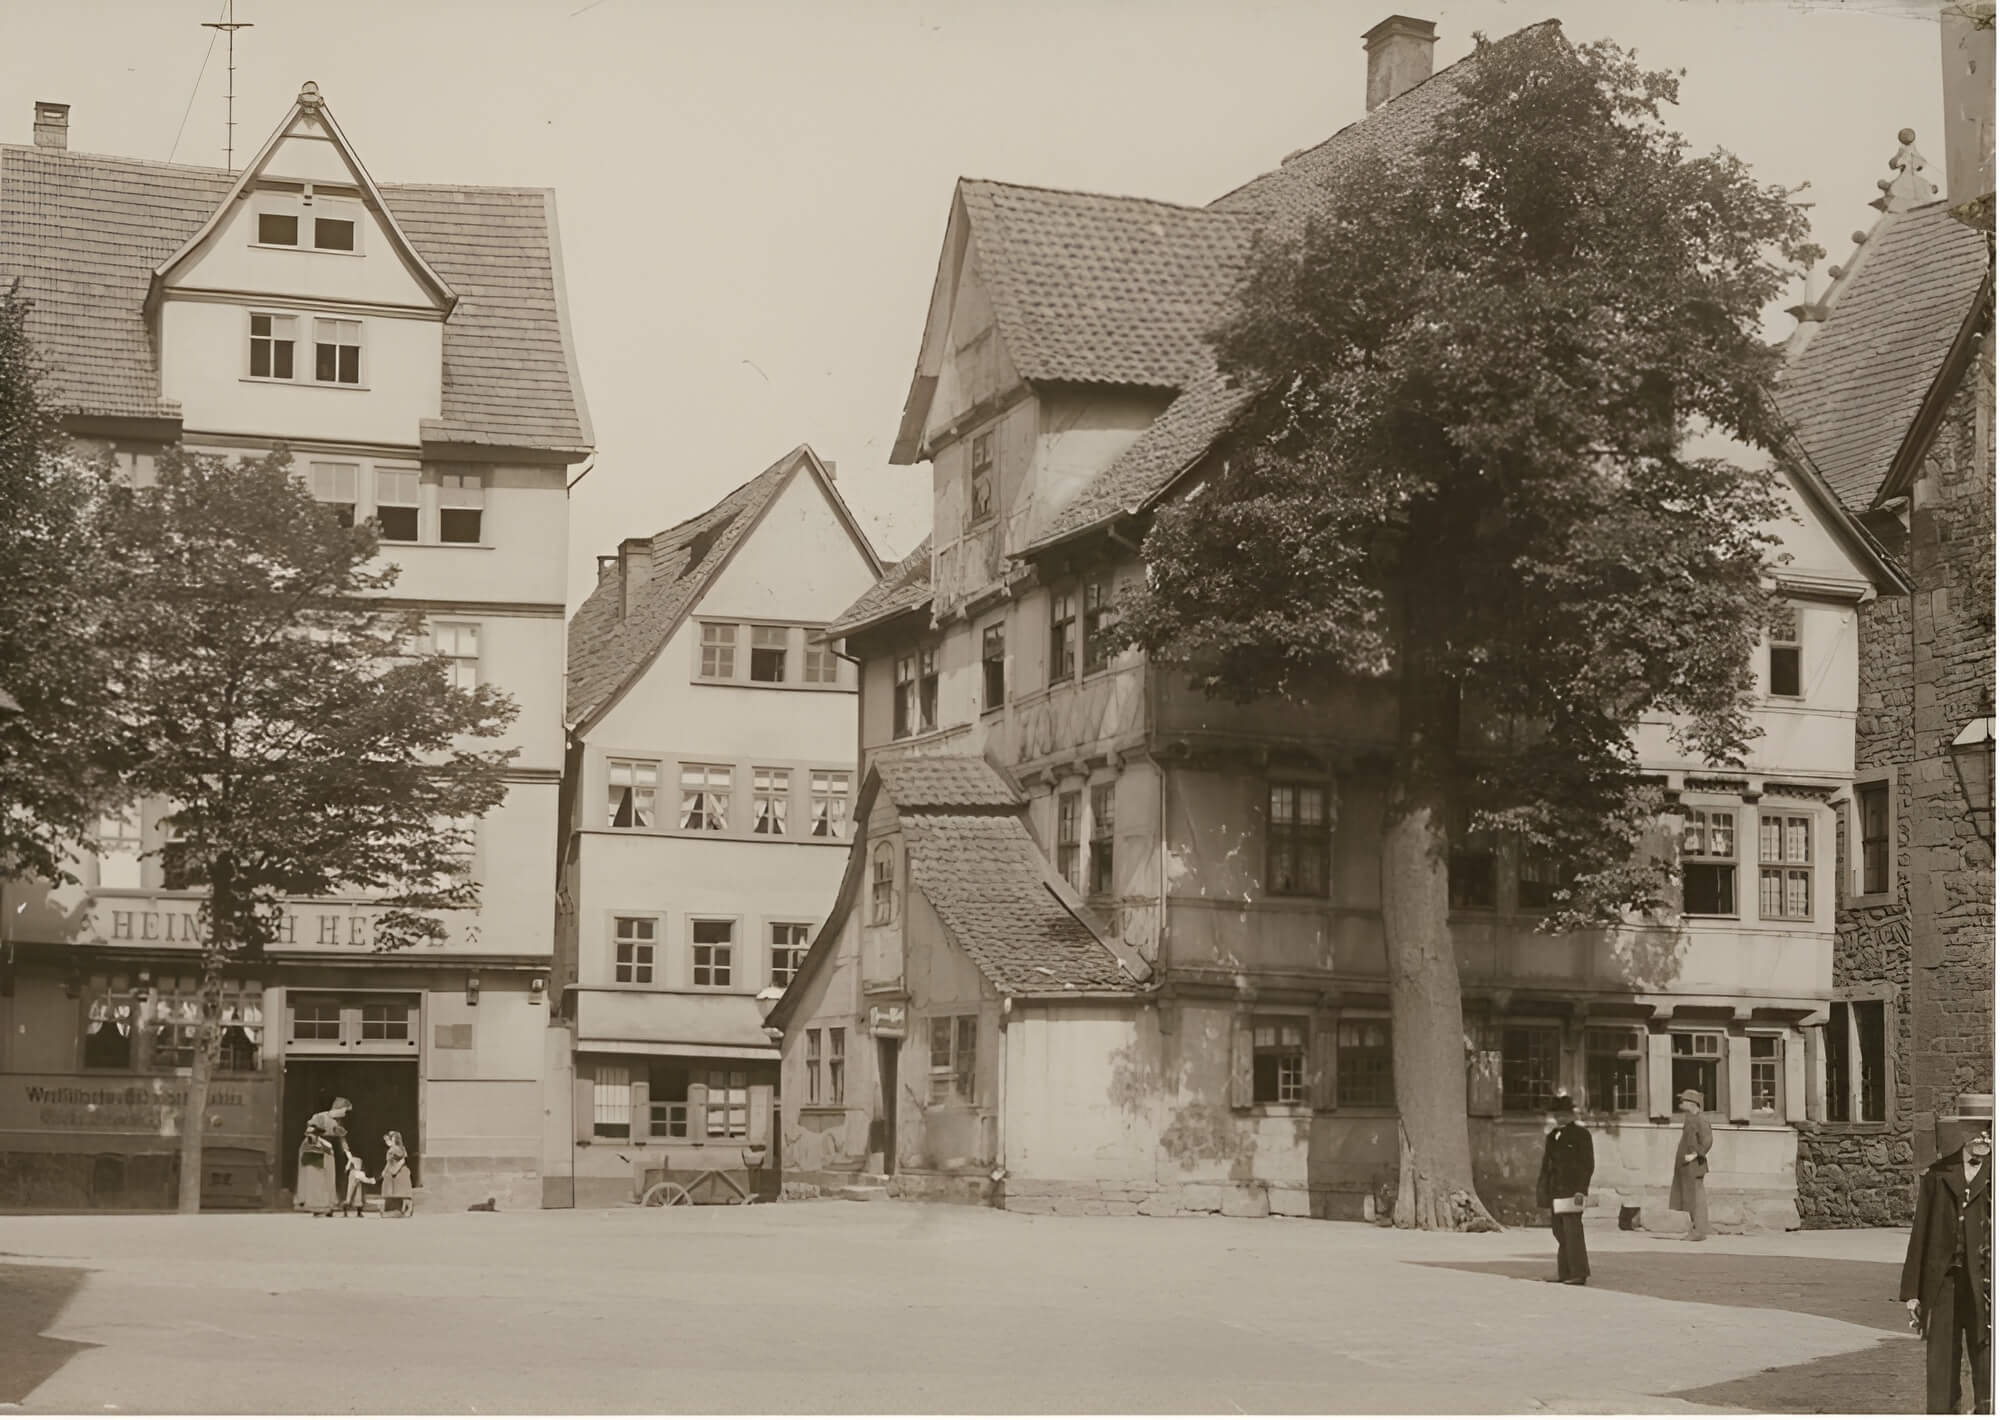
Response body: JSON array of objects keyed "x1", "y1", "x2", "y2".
[
  {"x1": 1536, "y1": 1090, "x2": 1593, "y2": 1285},
  {"x1": 1670, "y1": 1087, "x2": 1713, "y2": 1241},
  {"x1": 1903, "y1": 1091, "x2": 1994, "y2": 1414}
]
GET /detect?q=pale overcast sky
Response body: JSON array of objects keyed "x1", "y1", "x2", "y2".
[{"x1": 2, "y1": 0, "x2": 1954, "y2": 607}]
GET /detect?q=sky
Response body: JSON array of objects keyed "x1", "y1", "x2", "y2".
[{"x1": 1, "y1": 0, "x2": 1958, "y2": 609}]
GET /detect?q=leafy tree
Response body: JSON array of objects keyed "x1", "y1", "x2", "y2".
[
  {"x1": 96, "y1": 448, "x2": 518, "y2": 1211},
  {"x1": 1121, "y1": 31, "x2": 1816, "y2": 1228}
]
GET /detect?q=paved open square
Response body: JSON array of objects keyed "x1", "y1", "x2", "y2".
[{"x1": 0, "y1": 1203, "x2": 1930, "y2": 1414}]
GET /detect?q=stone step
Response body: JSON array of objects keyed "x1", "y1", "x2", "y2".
[{"x1": 837, "y1": 1185, "x2": 889, "y2": 1203}]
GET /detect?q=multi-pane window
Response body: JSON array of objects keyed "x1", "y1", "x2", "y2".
[
  {"x1": 1516, "y1": 846, "x2": 1566, "y2": 912},
  {"x1": 94, "y1": 807, "x2": 142, "y2": 890},
  {"x1": 1758, "y1": 812, "x2": 1812, "y2": 921},
  {"x1": 593, "y1": 1064, "x2": 631, "y2": 1139},
  {"x1": 1266, "y1": 782, "x2": 1330, "y2": 897},
  {"x1": 1671, "y1": 1030, "x2": 1724, "y2": 1114},
  {"x1": 893, "y1": 654, "x2": 917, "y2": 740},
  {"x1": 770, "y1": 922, "x2": 810, "y2": 988},
  {"x1": 307, "y1": 461, "x2": 358, "y2": 527},
  {"x1": 614, "y1": 916, "x2": 656, "y2": 985},
  {"x1": 1449, "y1": 815, "x2": 1497, "y2": 911},
  {"x1": 917, "y1": 648, "x2": 939, "y2": 732},
  {"x1": 827, "y1": 1027, "x2": 846, "y2": 1105},
  {"x1": 1768, "y1": 603, "x2": 1802, "y2": 698},
  {"x1": 439, "y1": 471, "x2": 484, "y2": 544},
  {"x1": 291, "y1": 998, "x2": 342, "y2": 1041},
  {"x1": 1500, "y1": 1024, "x2": 1560, "y2": 1113},
  {"x1": 313, "y1": 318, "x2": 362, "y2": 385},
  {"x1": 249, "y1": 313, "x2": 297, "y2": 379},
  {"x1": 83, "y1": 986, "x2": 137, "y2": 1070},
  {"x1": 809, "y1": 771, "x2": 850, "y2": 839},
  {"x1": 1088, "y1": 783, "x2": 1115, "y2": 895},
  {"x1": 1680, "y1": 807, "x2": 1737, "y2": 916},
  {"x1": 805, "y1": 1029, "x2": 822, "y2": 1104},
  {"x1": 928, "y1": 1014, "x2": 977, "y2": 1105},
  {"x1": 1584, "y1": 1026, "x2": 1643, "y2": 1114},
  {"x1": 1336, "y1": 1019, "x2": 1394, "y2": 1107},
  {"x1": 314, "y1": 215, "x2": 357, "y2": 252},
  {"x1": 704, "y1": 1070, "x2": 749, "y2": 1138},
  {"x1": 161, "y1": 826, "x2": 196, "y2": 891},
  {"x1": 1055, "y1": 790, "x2": 1082, "y2": 889},
  {"x1": 1082, "y1": 576, "x2": 1118, "y2": 674},
  {"x1": 691, "y1": 920, "x2": 734, "y2": 987},
  {"x1": 360, "y1": 1003, "x2": 410, "y2": 1041},
  {"x1": 752, "y1": 768, "x2": 790, "y2": 835},
  {"x1": 803, "y1": 642, "x2": 839, "y2": 685},
  {"x1": 607, "y1": 758, "x2": 659, "y2": 829},
  {"x1": 432, "y1": 622, "x2": 479, "y2": 693},
  {"x1": 1049, "y1": 591, "x2": 1077, "y2": 682},
  {"x1": 750, "y1": 626, "x2": 789, "y2": 683},
  {"x1": 1252, "y1": 1017, "x2": 1307, "y2": 1105},
  {"x1": 374, "y1": 467, "x2": 419, "y2": 542},
  {"x1": 871, "y1": 843, "x2": 895, "y2": 924},
  {"x1": 680, "y1": 764, "x2": 730, "y2": 832},
  {"x1": 647, "y1": 1063, "x2": 691, "y2": 1139},
  {"x1": 1749, "y1": 1035, "x2": 1784, "y2": 1116},
  {"x1": 968, "y1": 431, "x2": 995, "y2": 523},
  {"x1": 1824, "y1": 1000, "x2": 1888, "y2": 1124},
  {"x1": 257, "y1": 212, "x2": 299, "y2": 246},
  {"x1": 981, "y1": 624, "x2": 1006, "y2": 712},
  {"x1": 1858, "y1": 783, "x2": 1891, "y2": 896},
  {"x1": 699, "y1": 623, "x2": 737, "y2": 679}
]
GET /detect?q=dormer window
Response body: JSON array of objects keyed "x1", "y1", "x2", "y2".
[
  {"x1": 314, "y1": 216, "x2": 356, "y2": 252},
  {"x1": 252, "y1": 194, "x2": 361, "y2": 253},
  {"x1": 258, "y1": 213, "x2": 299, "y2": 246}
]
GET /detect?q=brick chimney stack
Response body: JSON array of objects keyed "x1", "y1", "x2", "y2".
[
  {"x1": 1363, "y1": 16, "x2": 1437, "y2": 114},
  {"x1": 1941, "y1": 2, "x2": 1995, "y2": 205},
  {"x1": 618, "y1": 537, "x2": 653, "y2": 620},
  {"x1": 32, "y1": 101, "x2": 69, "y2": 151}
]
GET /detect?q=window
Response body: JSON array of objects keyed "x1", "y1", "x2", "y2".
[
  {"x1": 981, "y1": 623, "x2": 1006, "y2": 712},
  {"x1": 1671, "y1": 1030, "x2": 1724, "y2": 1114},
  {"x1": 151, "y1": 1014, "x2": 197, "y2": 1071},
  {"x1": 770, "y1": 922, "x2": 810, "y2": 988},
  {"x1": 809, "y1": 771, "x2": 850, "y2": 839},
  {"x1": 805, "y1": 1029, "x2": 822, "y2": 1104},
  {"x1": 1253, "y1": 1017, "x2": 1308, "y2": 1105},
  {"x1": 606, "y1": 758, "x2": 659, "y2": 829},
  {"x1": 314, "y1": 215, "x2": 356, "y2": 252},
  {"x1": 679, "y1": 763, "x2": 731, "y2": 832},
  {"x1": 1082, "y1": 576, "x2": 1118, "y2": 674},
  {"x1": 360, "y1": 1002, "x2": 410, "y2": 1041},
  {"x1": 593, "y1": 1064, "x2": 630, "y2": 1139},
  {"x1": 1049, "y1": 591, "x2": 1077, "y2": 682},
  {"x1": 968, "y1": 431, "x2": 995, "y2": 523},
  {"x1": 928, "y1": 1014, "x2": 977, "y2": 1104},
  {"x1": 432, "y1": 622, "x2": 479, "y2": 693},
  {"x1": 83, "y1": 988, "x2": 137, "y2": 1070},
  {"x1": 1055, "y1": 790, "x2": 1082, "y2": 889},
  {"x1": 374, "y1": 468, "x2": 419, "y2": 542},
  {"x1": 648, "y1": 1062, "x2": 690, "y2": 1139},
  {"x1": 95, "y1": 807, "x2": 142, "y2": 891},
  {"x1": 1749, "y1": 1035, "x2": 1784, "y2": 1117},
  {"x1": 257, "y1": 212, "x2": 298, "y2": 246},
  {"x1": 704, "y1": 1069, "x2": 749, "y2": 1138},
  {"x1": 1336, "y1": 1019, "x2": 1394, "y2": 1108},
  {"x1": 305, "y1": 461, "x2": 358, "y2": 527},
  {"x1": 699, "y1": 623, "x2": 737, "y2": 679},
  {"x1": 893, "y1": 654, "x2": 916, "y2": 739},
  {"x1": 1450, "y1": 813, "x2": 1497, "y2": 911},
  {"x1": 870, "y1": 843, "x2": 895, "y2": 924},
  {"x1": 291, "y1": 998, "x2": 342, "y2": 1041},
  {"x1": 1500, "y1": 1025, "x2": 1560, "y2": 1113},
  {"x1": 1758, "y1": 812, "x2": 1813, "y2": 921},
  {"x1": 1266, "y1": 782, "x2": 1330, "y2": 897},
  {"x1": 614, "y1": 917, "x2": 656, "y2": 985},
  {"x1": 1517, "y1": 845, "x2": 1566, "y2": 912},
  {"x1": 249, "y1": 313, "x2": 296, "y2": 379},
  {"x1": 828, "y1": 1027, "x2": 846, "y2": 1105},
  {"x1": 1769, "y1": 603, "x2": 1802, "y2": 698},
  {"x1": 161, "y1": 826, "x2": 196, "y2": 891},
  {"x1": 691, "y1": 919, "x2": 734, "y2": 987},
  {"x1": 752, "y1": 767, "x2": 790, "y2": 835},
  {"x1": 439, "y1": 471, "x2": 484, "y2": 544},
  {"x1": 1680, "y1": 807, "x2": 1737, "y2": 916},
  {"x1": 1584, "y1": 1027, "x2": 1643, "y2": 1114},
  {"x1": 313, "y1": 318, "x2": 362, "y2": 385},
  {"x1": 1824, "y1": 1000, "x2": 1887, "y2": 1124},
  {"x1": 750, "y1": 626, "x2": 789, "y2": 683},
  {"x1": 1858, "y1": 783, "x2": 1891, "y2": 897},
  {"x1": 803, "y1": 641, "x2": 839, "y2": 685},
  {"x1": 1088, "y1": 783, "x2": 1115, "y2": 895},
  {"x1": 917, "y1": 648, "x2": 939, "y2": 732}
]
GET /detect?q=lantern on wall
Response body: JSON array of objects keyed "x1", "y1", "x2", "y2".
[{"x1": 1949, "y1": 711, "x2": 1996, "y2": 848}]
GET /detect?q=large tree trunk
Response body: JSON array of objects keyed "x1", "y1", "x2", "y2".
[
  {"x1": 1383, "y1": 653, "x2": 1499, "y2": 1232},
  {"x1": 175, "y1": 960, "x2": 224, "y2": 1214}
]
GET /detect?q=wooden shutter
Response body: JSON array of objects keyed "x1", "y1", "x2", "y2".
[
  {"x1": 748, "y1": 1083, "x2": 773, "y2": 1146},
  {"x1": 1229, "y1": 1018, "x2": 1254, "y2": 1109},
  {"x1": 1311, "y1": 1016, "x2": 1340, "y2": 1111}
]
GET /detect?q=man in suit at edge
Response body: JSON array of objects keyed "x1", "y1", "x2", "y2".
[
  {"x1": 1903, "y1": 1091, "x2": 1994, "y2": 1414},
  {"x1": 1537, "y1": 1090, "x2": 1593, "y2": 1286}
]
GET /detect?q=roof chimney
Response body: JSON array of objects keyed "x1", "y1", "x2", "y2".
[
  {"x1": 1362, "y1": 16, "x2": 1437, "y2": 114},
  {"x1": 32, "y1": 101, "x2": 69, "y2": 151},
  {"x1": 1941, "y1": 3, "x2": 1996, "y2": 206},
  {"x1": 618, "y1": 537, "x2": 653, "y2": 620}
]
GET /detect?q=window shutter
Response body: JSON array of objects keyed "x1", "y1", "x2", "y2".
[
  {"x1": 1229, "y1": 1018, "x2": 1254, "y2": 1109},
  {"x1": 748, "y1": 1084, "x2": 773, "y2": 1146},
  {"x1": 1726, "y1": 1034, "x2": 1751, "y2": 1123},
  {"x1": 1311, "y1": 1017, "x2": 1340, "y2": 1111},
  {"x1": 1646, "y1": 1031, "x2": 1674, "y2": 1119}
]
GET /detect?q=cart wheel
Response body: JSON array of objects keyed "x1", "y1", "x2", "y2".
[{"x1": 642, "y1": 1181, "x2": 692, "y2": 1208}]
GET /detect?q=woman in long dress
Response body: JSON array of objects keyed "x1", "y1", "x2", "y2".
[
  {"x1": 380, "y1": 1130, "x2": 413, "y2": 1217},
  {"x1": 297, "y1": 1097, "x2": 353, "y2": 1217}
]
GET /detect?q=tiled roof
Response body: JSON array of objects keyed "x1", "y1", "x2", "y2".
[
  {"x1": 874, "y1": 754, "x2": 1025, "y2": 810},
  {"x1": 565, "y1": 458, "x2": 794, "y2": 727},
  {"x1": 1776, "y1": 200, "x2": 1992, "y2": 511},
  {"x1": 827, "y1": 534, "x2": 932, "y2": 639},
  {"x1": 0, "y1": 146, "x2": 589, "y2": 452}
]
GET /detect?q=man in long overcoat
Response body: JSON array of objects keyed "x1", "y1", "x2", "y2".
[
  {"x1": 1902, "y1": 1091, "x2": 1994, "y2": 1414},
  {"x1": 1669, "y1": 1087, "x2": 1712, "y2": 1241},
  {"x1": 1537, "y1": 1091, "x2": 1593, "y2": 1285}
]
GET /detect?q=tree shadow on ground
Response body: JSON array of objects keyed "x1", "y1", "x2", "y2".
[{"x1": 0, "y1": 1261, "x2": 96, "y2": 1404}]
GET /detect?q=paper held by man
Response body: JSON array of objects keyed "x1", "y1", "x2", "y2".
[{"x1": 1553, "y1": 1194, "x2": 1599, "y2": 1214}]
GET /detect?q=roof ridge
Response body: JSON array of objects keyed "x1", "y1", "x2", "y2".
[
  {"x1": 1, "y1": 142, "x2": 561, "y2": 198},
  {"x1": 961, "y1": 175, "x2": 1234, "y2": 219}
]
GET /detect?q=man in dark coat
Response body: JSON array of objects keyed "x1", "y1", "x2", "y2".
[
  {"x1": 1537, "y1": 1091, "x2": 1593, "y2": 1285},
  {"x1": 1902, "y1": 1091, "x2": 1993, "y2": 1414}
]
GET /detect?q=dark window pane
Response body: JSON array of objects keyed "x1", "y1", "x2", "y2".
[
  {"x1": 1856, "y1": 1000, "x2": 1886, "y2": 1122},
  {"x1": 258, "y1": 213, "x2": 298, "y2": 245},
  {"x1": 1825, "y1": 1001, "x2": 1852, "y2": 1123},
  {"x1": 377, "y1": 506, "x2": 418, "y2": 542},
  {"x1": 440, "y1": 508, "x2": 481, "y2": 544},
  {"x1": 314, "y1": 218, "x2": 355, "y2": 251},
  {"x1": 273, "y1": 342, "x2": 293, "y2": 380},
  {"x1": 1770, "y1": 646, "x2": 1802, "y2": 697},
  {"x1": 250, "y1": 343, "x2": 271, "y2": 378},
  {"x1": 316, "y1": 343, "x2": 337, "y2": 382},
  {"x1": 1684, "y1": 864, "x2": 1735, "y2": 915},
  {"x1": 337, "y1": 345, "x2": 359, "y2": 384},
  {"x1": 84, "y1": 1021, "x2": 133, "y2": 1070}
]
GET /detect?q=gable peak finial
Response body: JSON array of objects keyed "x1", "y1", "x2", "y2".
[
  {"x1": 297, "y1": 81, "x2": 322, "y2": 109},
  {"x1": 1872, "y1": 127, "x2": 1938, "y2": 214}
]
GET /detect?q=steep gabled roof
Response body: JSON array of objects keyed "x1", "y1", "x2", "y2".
[{"x1": 826, "y1": 534, "x2": 933, "y2": 640}]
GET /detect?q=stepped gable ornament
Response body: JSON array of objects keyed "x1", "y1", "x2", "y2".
[{"x1": 1871, "y1": 128, "x2": 1938, "y2": 214}]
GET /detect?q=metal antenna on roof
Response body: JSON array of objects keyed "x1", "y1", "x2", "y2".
[{"x1": 202, "y1": 0, "x2": 253, "y2": 172}]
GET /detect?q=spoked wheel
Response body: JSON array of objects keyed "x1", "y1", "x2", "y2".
[{"x1": 642, "y1": 1181, "x2": 693, "y2": 1208}]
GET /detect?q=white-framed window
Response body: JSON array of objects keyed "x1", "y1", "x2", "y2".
[
  {"x1": 256, "y1": 211, "x2": 300, "y2": 246},
  {"x1": 1680, "y1": 806, "x2": 1738, "y2": 916},
  {"x1": 374, "y1": 467, "x2": 419, "y2": 543},
  {"x1": 94, "y1": 806, "x2": 142, "y2": 890},
  {"x1": 1500, "y1": 1023, "x2": 1561, "y2": 1113},
  {"x1": 1252, "y1": 1016, "x2": 1308, "y2": 1105},
  {"x1": 809, "y1": 771, "x2": 850, "y2": 840},
  {"x1": 1584, "y1": 1026, "x2": 1645, "y2": 1115},
  {"x1": 968, "y1": 429, "x2": 995, "y2": 524},
  {"x1": 607, "y1": 757, "x2": 660, "y2": 829},
  {"x1": 803, "y1": 642, "x2": 839, "y2": 685},
  {"x1": 1749, "y1": 1034, "x2": 1784, "y2": 1117},
  {"x1": 313, "y1": 318, "x2": 362, "y2": 385},
  {"x1": 248, "y1": 312, "x2": 297, "y2": 380},
  {"x1": 917, "y1": 648, "x2": 939, "y2": 732},
  {"x1": 593, "y1": 1063, "x2": 631, "y2": 1139},
  {"x1": 1336, "y1": 1018, "x2": 1394, "y2": 1108},
  {"x1": 614, "y1": 916, "x2": 656, "y2": 985},
  {"x1": 1055, "y1": 790, "x2": 1082, "y2": 889},
  {"x1": 1671, "y1": 1030, "x2": 1725, "y2": 1115},
  {"x1": 312, "y1": 212, "x2": 358, "y2": 253},
  {"x1": 893, "y1": 654, "x2": 917, "y2": 739},
  {"x1": 691, "y1": 919, "x2": 734, "y2": 986},
  {"x1": 1824, "y1": 999, "x2": 1889, "y2": 1124},
  {"x1": 870, "y1": 842, "x2": 895, "y2": 925},
  {"x1": 360, "y1": 1002, "x2": 410, "y2": 1041},
  {"x1": 439, "y1": 470, "x2": 484, "y2": 544},
  {"x1": 750, "y1": 626, "x2": 789, "y2": 683},
  {"x1": 698, "y1": 623, "x2": 737, "y2": 680},
  {"x1": 770, "y1": 922, "x2": 811, "y2": 988},
  {"x1": 928, "y1": 1014, "x2": 977, "y2": 1105},
  {"x1": 680, "y1": 763, "x2": 731, "y2": 832},
  {"x1": 432, "y1": 622, "x2": 479, "y2": 693},
  {"x1": 307, "y1": 461, "x2": 358, "y2": 527},
  {"x1": 290, "y1": 997, "x2": 342, "y2": 1042},
  {"x1": 805, "y1": 1029, "x2": 822, "y2": 1104},
  {"x1": 704, "y1": 1069, "x2": 748, "y2": 1138},
  {"x1": 1758, "y1": 811, "x2": 1812, "y2": 921},
  {"x1": 752, "y1": 768, "x2": 789, "y2": 835},
  {"x1": 1266, "y1": 781, "x2": 1331, "y2": 898},
  {"x1": 1768, "y1": 603, "x2": 1803, "y2": 698},
  {"x1": 1088, "y1": 783, "x2": 1115, "y2": 895},
  {"x1": 1082, "y1": 574, "x2": 1118, "y2": 675},
  {"x1": 1049, "y1": 590, "x2": 1077, "y2": 682}
]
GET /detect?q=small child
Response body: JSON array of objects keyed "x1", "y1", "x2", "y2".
[
  {"x1": 380, "y1": 1131, "x2": 412, "y2": 1218},
  {"x1": 341, "y1": 1155, "x2": 375, "y2": 1217}
]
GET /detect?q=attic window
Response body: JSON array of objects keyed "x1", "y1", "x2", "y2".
[
  {"x1": 968, "y1": 431, "x2": 995, "y2": 524},
  {"x1": 314, "y1": 217, "x2": 356, "y2": 252},
  {"x1": 750, "y1": 626, "x2": 789, "y2": 683},
  {"x1": 257, "y1": 213, "x2": 299, "y2": 246}
]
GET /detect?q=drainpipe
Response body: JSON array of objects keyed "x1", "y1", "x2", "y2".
[{"x1": 996, "y1": 996, "x2": 1010, "y2": 1191}]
